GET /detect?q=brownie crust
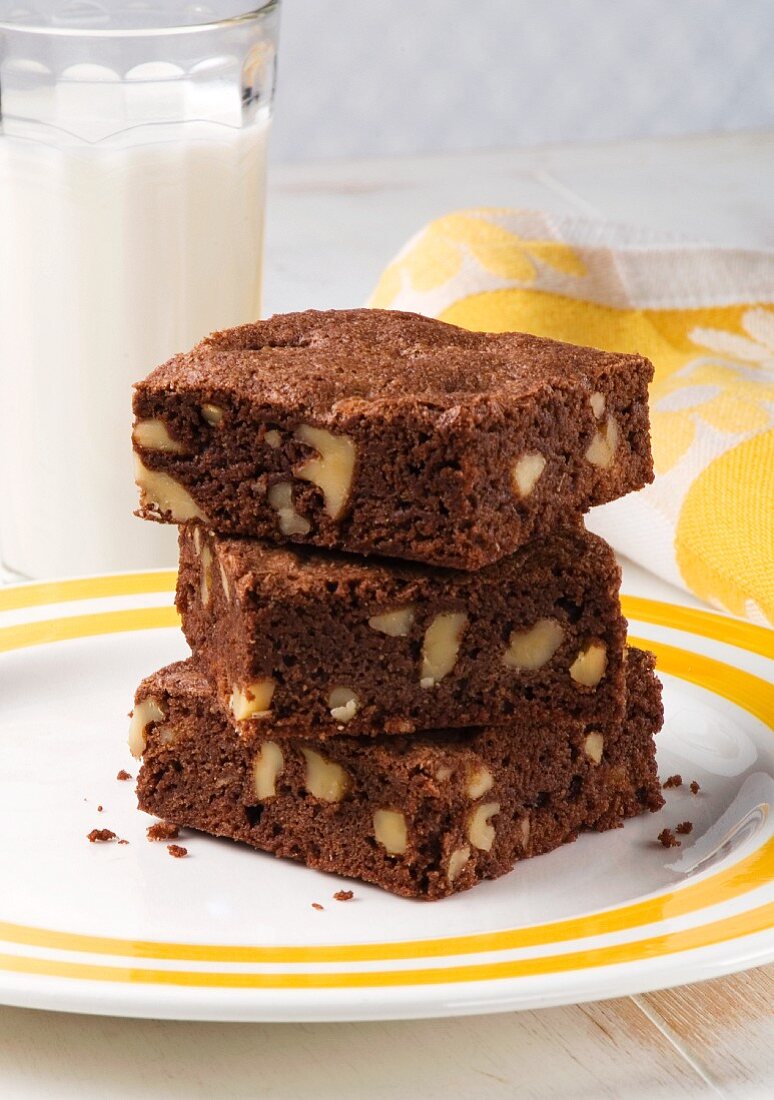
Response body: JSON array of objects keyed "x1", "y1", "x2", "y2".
[
  {"x1": 134, "y1": 649, "x2": 664, "y2": 900},
  {"x1": 133, "y1": 309, "x2": 654, "y2": 570},
  {"x1": 177, "y1": 523, "x2": 628, "y2": 737}
]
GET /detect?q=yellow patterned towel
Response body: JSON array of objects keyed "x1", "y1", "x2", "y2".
[{"x1": 370, "y1": 209, "x2": 774, "y2": 625}]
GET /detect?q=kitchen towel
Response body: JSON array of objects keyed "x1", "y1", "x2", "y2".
[{"x1": 370, "y1": 209, "x2": 774, "y2": 626}]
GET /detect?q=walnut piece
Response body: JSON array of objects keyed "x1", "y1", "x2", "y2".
[
  {"x1": 200, "y1": 542, "x2": 213, "y2": 607},
  {"x1": 201, "y1": 403, "x2": 225, "y2": 426},
  {"x1": 519, "y1": 816, "x2": 531, "y2": 849},
  {"x1": 218, "y1": 560, "x2": 231, "y2": 602},
  {"x1": 569, "y1": 641, "x2": 608, "y2": 687},
  {"x1": 230, "y1": 678, "x2": 275, "y2": 720},
  {"x1": 294, "y1": 425, "x2": 356, "y2": 520},
  {"x1": 512, "y1": 452, "x2": 546, "y2": 498},
  {"x1": 132, "y1": 418, "x2": 186, "y2": 454},
  {"x1": 467, "y1": 765, "x2": 494, "y2": 800},
  {"x1": 368, "y1": 606, "x2": 415, "y2": 637},
  {"x1": 503, "y1": 618, "x2": 564, "y2": 671},
  {"x1": 268, "y1": 481, "x2": 311, "y2": 536},
  {"x1": 328, "y1": 686, "x2": 360, "y2": 724},
  {"x1": 252, "y1": 741, "x2": 284, "y2": 799},
  {"x1": 134, "y1": 456, "x2": 208, "y2": 522},
  {"x1": 301, "y1": 747, "x2": 349, "y2": 802},
  {"x1": 420, "y1": 611, "x2": 468, "y2": 687},
  {"x1": 584, "y1": 731, "x2": 604, "y2": 764},
  {"x1": 447, "y1": 845, "x2": 471, "y2": 883},
  {"x1": 467, "y1": 801, "x2": 500, "y2": 852},
  {"x1": 128, "y1": 695, "x2": 165, "y2": 759},
  {"x1": 590, "y1": 391, "x2": 606, "y2": 419},
  {"x1": 585, "y1": 415, "x2": 620, "y2": 468},
  {"x1": 435, "y1": 765, "x2": 453, "y2": 782},
  {"x1": 373, "y1": 809, "x2": 408, "y2": 855},
  {"x1": 264, "y1": 429, "x2": 282, "y2": 449}
]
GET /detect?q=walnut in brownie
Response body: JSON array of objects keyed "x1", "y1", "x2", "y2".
[
  {"x1": 132, "y1": 309, "x2": 654, "y2": 570},
  {"x1": 134, "y1": 649, "x2": 663, "y2": 900},
  {"x1": 175, "y1": 524, "x2": 627, "y2": 737}
]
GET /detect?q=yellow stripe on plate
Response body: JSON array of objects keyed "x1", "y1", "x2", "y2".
[
  {"x1": 623, "y1": 596, "x2": 774, "y2": 661},
  {"x1": 0, "y1": 571, "x2": 175, "y2": 613},
  {"x1": 0, "y1": 607, "x2": 180, "y2": 654},
  {"x1": 0, "y1": 903, "x2": 771, "y2": 989}
]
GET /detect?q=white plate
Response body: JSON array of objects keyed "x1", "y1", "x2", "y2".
[{"x1": 0, "y1": 573, "x2": 772, "y2": 1022}]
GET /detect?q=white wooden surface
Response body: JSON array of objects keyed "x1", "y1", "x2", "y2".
[{"x1": 2, "y1": 131, "x2": 773, "y2": 1097}]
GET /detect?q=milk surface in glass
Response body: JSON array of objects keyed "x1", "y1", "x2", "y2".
[{"x1": 0, "y1": 2, "x2": 279, "y2": 577}]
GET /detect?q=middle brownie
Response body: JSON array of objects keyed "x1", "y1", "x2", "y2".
[{"x1": 178, "y1": 522, "x2": 627, "y2": 737}]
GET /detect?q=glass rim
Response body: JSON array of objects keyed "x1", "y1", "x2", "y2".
[{"x1": 0, "y1": 0, "x2": 278, "y2": 38}]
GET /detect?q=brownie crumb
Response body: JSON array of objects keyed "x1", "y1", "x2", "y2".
[
  {"x1": 333, "y1": 890, "x2": 354, "y2": 902},
  {"x1": 116, "y1": 769, "x2": 132, "y2": 782},
  {"x1": 87, "y1": 828, "x2": 117, "y2": 843},
  {"x1": 311, "y1": 902, "x2": 324, "y2": 911},
  {"x1": 662, "y1": 774, "x2": 683, "y2": 789},
  {"x1": 657, "y1": 827, "x2": 680, "y2": 848},
  {"x1": 167, "y1": 844, "x2": 188, "y2": 858},
  {"x1": 690, "y1": 780, "x2": 701, "y2": 794},
  {"x1": 117, "y1": 839, "x2": 130, "y2": 845},
  {"x1": 97, "y1": 805, "x2": 103, "y2": 812},
  {"x1": 147, "y1": 821, "x2": 179, "y2": 842},
  {"x1": 676, "y1": 821, "x2": 693, "y2": 835}
]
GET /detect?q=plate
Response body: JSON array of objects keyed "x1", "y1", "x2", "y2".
[{"x1": 0, "y1": 573, "x2": 772, "y2": 1022}]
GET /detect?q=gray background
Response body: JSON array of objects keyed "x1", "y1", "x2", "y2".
[{"x1": 271, "y1": 0, "x2": 774, "y2": 162}]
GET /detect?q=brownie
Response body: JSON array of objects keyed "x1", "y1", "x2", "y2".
[
  {"x1": 177, "y1": 523, "x2": 628, "y2": 737},
  {"x1": 133, "y1": 648, "x2": 663, "y2": 900},
  {"x1": 132, "y1": 309, "x2": 654, "y2": 570}
]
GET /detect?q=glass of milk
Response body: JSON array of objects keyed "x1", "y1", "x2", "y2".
[{"x1": 0, "y1": 1, "x2": 279, "y2": 577}]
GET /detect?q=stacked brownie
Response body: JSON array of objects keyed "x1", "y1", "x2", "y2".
[{"x1": 129, "y1": 308, "x2": 664, "y2": 899}]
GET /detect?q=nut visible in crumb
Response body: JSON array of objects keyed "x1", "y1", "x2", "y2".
[
  {"x1": 511, "y1": 452, "x2": 546, "y2": 498},
  {"x1": 368, "y1": 606, "x2": 415, "y2": 637},
  {"x1": 583, "y1": 731, "x2": 604, "y2": 764},
  {"x1": 230, "y1": 678, "x2": 275, "y2": 720},
  {"x1": 467, "y1": 801, "x2": 500, "y2": 852},
  {"x1": 268, "y1": 480, "x2": 311, "y2": 536},
  {"x1": 503, "y1": 618, "x2": 564, "y2": 671},
  {"x1": 373, "y1": 809, "x2": 407, "y2": 855},
  {"x1": 676, "y1": 821, "x2": 693, "y2": 835},
  {"x1": 128, "y1": 695, "x2": 166, "y2": 759},
  {"x1": 466, "y1": 765, "x2": 494, "y2": 800},
  {"x1": 116, "y1": 769, "x2": 132, "y2": 781},
  {"x1": 569, "y1": 641, "x2": 607, "y2": 687},
  {"x1": 657, "y1": 828, "x2": 680, "y2": 848},
  {"x1": 301, "y1": 747, "x2": 349, "y2": 802},
  {"x1": 663, "y1": 774, "x2": 683, "y2": 789},
  {"x1": 585, "y1": 414, "x2": 620, "y2": 468},
  {"x1": 134, "y1": 456, "x2": 208, "y2": 523},
  {"x1": 132, "y1": 418, "x2": 186, "y2": 454},
  {"x1": 328, "y1": 686, "x2": 360, "y2": 725},
  {"x1": 447, "y1": 845, "x2": 471, "y2": 883},
  {"x1": 200, "y1": 542, "x2": 213, "y2": 607},
  {"x1": 218, "y1": 559, "x2": 231, "y2": 602},
  {"x1": 87, "y1": 828, "x2": 116, "y2": 843},
  {"x1": 295, "y1": 425, "x2": 356, "y2": 520},
  {"x1": 147, "y1": 821, "x2": 179, "y2": 841},
  {"x1": 201, "y1": 403, "x2": 224, "y2": 426},
  {"x1": 690, "y1": 780, "x2": 701, "y2": 794},
  {"x1": 590, "y1": 391, "x2": 606, "y2": 419},
  {"x1": 252, "y1": 741, "x2": 284, "y2": 800},
  {"x1": 264, "y1": 429, "x2": 281, "y2": 449},
  {"x1": 167, "y1": 844, "x2": 188, "y2": 858},
  {"x1": 420, "y1": 611, "x2": 468, "y2": 687},
  {"x1": 519, "y1": 816, "x2": 531, "y2": 849},
  {"x1": 333, "y1": 890, "x2": 354, "y2": 902}
]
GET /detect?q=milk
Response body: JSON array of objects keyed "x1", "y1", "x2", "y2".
[{"x1": 0, "y1": 101, "x2": 269, "y2": 577}]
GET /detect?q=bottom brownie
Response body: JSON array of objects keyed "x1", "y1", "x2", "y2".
[{"x1": 133, "y1": 648, "x2": 664, "y2": 899}]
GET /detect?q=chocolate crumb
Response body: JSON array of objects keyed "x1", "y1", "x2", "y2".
[
  {"x1": 97, "y1": 805, "x2": 103, "y2": 812},
  {"x1": 147, "y1": 821, "x2": 179, "y2": 842},
  {"x1": 311, "y1": 902, "x2": 324, "y2": 911},
  {"x1": 117, "y1": 839, "x2": 129, "y2": 845},
  {"x1": 87, "y1": 828, "x2": 117, "y2": 843},
  {"x1": 333, "y1": 890, "x2": 354, "y2": 902},
  {"x1": 676, "y1": 821, "x2": 693, "y2": 835},
  {"x1": 116, "y1": 769, "x2": 132, "y2": 782},
  {"x1": 662, "y1": 774, "x2": 683, "y2": 789},
  {"x1": 690, "y1": 780, "x2": 701, "y2": 794},
  {"x1": 167, "y1": 844, "x2": 188, "y2": 858},
  {"x1": 657, "y1": 827, "x2": 680, "y2": 848}
]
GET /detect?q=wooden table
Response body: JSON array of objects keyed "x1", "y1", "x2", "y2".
[{"x1": 2, "y1": 132, "x2": 772, "y2": 1098}]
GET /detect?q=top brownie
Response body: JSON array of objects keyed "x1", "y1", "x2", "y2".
[{"x1": 133, "y1": 309, "x2": 654, "y2": 569}]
